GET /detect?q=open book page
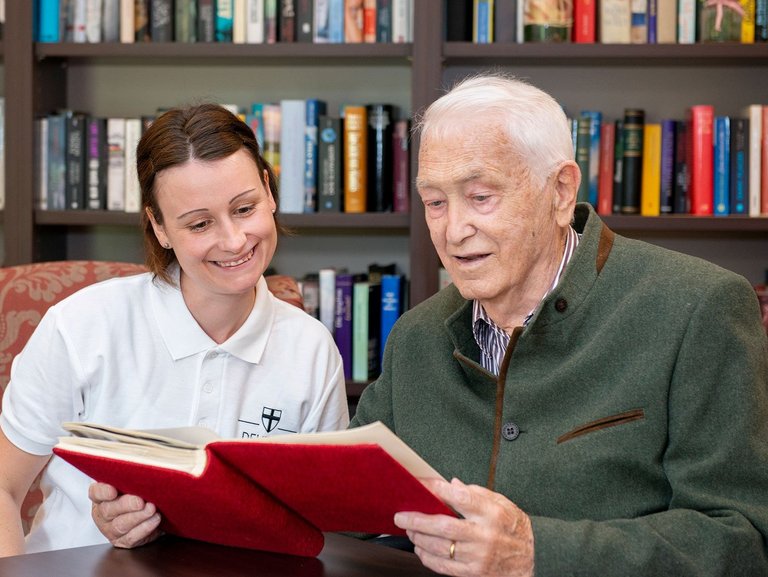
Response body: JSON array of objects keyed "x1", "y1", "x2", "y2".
[{"x1": 63, "y1": 421, "x2": 221, "y2": 448}]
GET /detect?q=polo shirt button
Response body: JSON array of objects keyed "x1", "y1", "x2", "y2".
[
  {"x1": 554, "y1": 298, "x2": 568, "y2": 313},
  {"x1": 502, "y1": 422, "x2": 520, "y2": 441}
]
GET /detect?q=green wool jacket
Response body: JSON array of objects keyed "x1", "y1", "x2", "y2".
[{"x1": 351, "y1": 204, "x2": 768, "y2": 577}]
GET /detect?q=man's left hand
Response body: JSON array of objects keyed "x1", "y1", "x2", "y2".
[{"x1": 394, "y1": 477, "x2": 534, "y2": 577}]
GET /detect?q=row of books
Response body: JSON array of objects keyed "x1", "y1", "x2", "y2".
[
  {"x1": 35, "y1": 0, "x2": 413, "y2": 44},
  {"x1": 300, "y1": 264, "x2": 405, "y2": 382},
  {"x1": 449, "y1": 0, "x2": 768, "y2": 44},
  {"x1": 245, "y1": 100, "x2": 410, "y2": 214},
  {"x1": 573, "y1": 104, "x2": 768, "y2": 217}
]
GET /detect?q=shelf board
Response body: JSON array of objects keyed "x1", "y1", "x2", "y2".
[
  {"x1": 602, "y1": 214, "x2": 768, "y2": 234},
  {"x1": 443, "y1": 42, "x2": 768, "y2": 66},
  {"x1": 34, "y1": 210, "x2": 411, "y2": 230},
  {"x1": 35, "y1": 42, "x2": 412, "y2": 64}
]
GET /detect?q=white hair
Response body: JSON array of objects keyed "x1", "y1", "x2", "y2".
[{"x1": 417, "y1": 73, "x2": 574, "y2": 189}]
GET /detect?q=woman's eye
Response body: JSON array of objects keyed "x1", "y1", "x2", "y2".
[
  {"x1": 189, "y1": 220, "x2": 210, "y2": 232},
  {"x1": 236, "y1": 204, "x2": 256, "y2": 215}
]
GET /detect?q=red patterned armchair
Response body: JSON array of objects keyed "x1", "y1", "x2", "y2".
[{"x1": 0, "y1": 261, "x2": 303, "y2": 534}]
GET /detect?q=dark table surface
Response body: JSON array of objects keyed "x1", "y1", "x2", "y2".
[{"x1": 0, "y1": 533, "x2": 439, "y2": 577}]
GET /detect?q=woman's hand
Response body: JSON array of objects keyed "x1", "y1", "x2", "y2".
[
  {"x1": 394, "y1": 477, "x2": 534, "y2": 577},
  {"x1": 89, "y1": 482, "x2": 163, "y2": 548}
]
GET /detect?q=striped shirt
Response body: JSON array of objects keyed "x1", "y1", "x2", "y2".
[{"x1": 472, "y1": 226, "x2": 580, "y2": 375}]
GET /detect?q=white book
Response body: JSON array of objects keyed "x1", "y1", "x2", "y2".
[
  {"x1": 314, "y1": 0, "x2": 330, "y2": 42},
  {"x1": 318, "y1": 268, "x2": 336, "y2": 334},
  {"x1": 656, "y1": 0, "x2": 676, "y2": 43},
  {"x1": 120, "y1": 0, "x2": 135, "y2": 43},
  {"x1": 102, "y1": 0, "x2": 120, "y2": 42},
  {"x1": 85, "y1": 0, "x2": 102, "y2": 42},
  {"x1": 278, "y1": 99, "x2": 307, "y2": 214},
  {"x1": 677, "y1": 0, "x2": 695, "y2": 44},
  {"x1": 743, "y1": 104, "x2": 763, "y2": 217},
  {"x1": 72, "y1": 0, "x2": 88, "y2": 42},
  {"x1": 600, "y1": 0, "x2": 631, "y2": 43},
  {"x1": 392, "y1": 0, "x2": 411, "y2": 43},
  {"x1": 124, "y1": 118, "x2": 142, "y2": 213},
  {"x1": 106, "y1": 118, "x2": 126, "y2": 211},
  {"x1": 35, "y1": 117, "x2": 49, "y2": 211},
  {"x1": 233, "y1": 0, "x2": 247, "y2": 43},
  {"x1": 246, "y1": 0, "x2": 265, "y2": 43}
]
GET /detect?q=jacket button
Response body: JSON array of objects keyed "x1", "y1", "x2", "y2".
[
  {"x1": 502, "y1": 422, "x2": 520, "y2": 441},
  {"x1": 555, "y1": 298, "x2": 568, "y2": 313}
]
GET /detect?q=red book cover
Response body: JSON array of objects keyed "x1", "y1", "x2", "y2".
[
  {"x1": 761, "y1": 105, "x2": 768, "y2": 215},
  {"x1": 53, "y1": 421, "x2": 454, "y2": 557},
  {"x1": 687, "y1": 105, "x2": 714, "y2": 215},
  {"x1": 573, "y1": 0, "x2": 596, "y2": 42},
  {"x1": 597, "y1": 121, "x2": 615, "y2": 215}
]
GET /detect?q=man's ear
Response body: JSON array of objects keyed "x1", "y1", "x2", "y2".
[{"x1": 553, "y1": 161, "x2": 579, "y2": 227}]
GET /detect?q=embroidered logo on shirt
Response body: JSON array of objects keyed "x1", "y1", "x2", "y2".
[{"x1": 261, "y1": 407, "x2": 282, "y2": 432}]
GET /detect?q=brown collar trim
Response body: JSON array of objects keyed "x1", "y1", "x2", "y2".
[{"x1": 596, "y1": 223, "x2": 616, "y2": 274}]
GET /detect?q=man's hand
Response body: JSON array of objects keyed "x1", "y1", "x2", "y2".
[
  {"x1": 89, "y1": 482, "x2": 163, "y2": 548},
  {"x1": 394, "y1": 478, "x2": 534, "y2": 577}
]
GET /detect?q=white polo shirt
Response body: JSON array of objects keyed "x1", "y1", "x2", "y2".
[{"x1": 0, "y1": 270, "x2": 349, "y2": 553}]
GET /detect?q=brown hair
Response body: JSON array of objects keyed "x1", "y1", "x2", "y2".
[{"x1": 137, "y1": 103, "x2": 282, "y2": 284}]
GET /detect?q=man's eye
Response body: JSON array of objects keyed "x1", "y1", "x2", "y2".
[{"x1": 426, "y1": 200, "x2": 444, "y2": 208}]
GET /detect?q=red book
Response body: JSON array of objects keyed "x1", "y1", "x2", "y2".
[
  {"x1": 761, "y1": 105, "x2": 768, "y2": 215},
  {"x1": 573, "y1": 0, "x2": 596, "y2": 42},
  {"x1": 597, "y1": 122, "x2": 615, "y2": 215},
  {"x1": 687, "y1": 105, "x2": 714, "y2": 215},
  {"x1": 53, "y1": 421, "x2": 454, "y2": 557}
]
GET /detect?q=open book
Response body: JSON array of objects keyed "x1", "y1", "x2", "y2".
[{"x1": 53, "y1": 421, "x2": 455, "y2": 557}]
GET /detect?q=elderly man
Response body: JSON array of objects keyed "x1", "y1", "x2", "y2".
[{"x1": 352, "y1": 73, "x2": 768, "y2": 576}]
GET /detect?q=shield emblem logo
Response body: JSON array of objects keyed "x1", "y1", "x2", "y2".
[{"x1": 261, "y1": 407, "x2": 282, "y2": 432}]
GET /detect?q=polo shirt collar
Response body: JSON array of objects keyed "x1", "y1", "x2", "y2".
[{"x1": 151, "y1": 266, "x2": 273, "y2": 364}]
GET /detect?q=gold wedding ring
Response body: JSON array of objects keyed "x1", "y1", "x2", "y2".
[{"x1": 449, "y1": 541, "x2": 456, "y2": 560}]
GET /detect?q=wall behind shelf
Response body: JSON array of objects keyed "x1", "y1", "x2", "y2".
[{"x1": 1, "y1": 63, "x2": 4, "y2": 265}]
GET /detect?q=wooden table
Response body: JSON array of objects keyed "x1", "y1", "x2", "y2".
[{"x1": 0, "y1": 533, "x2": 439, "y2": 576}]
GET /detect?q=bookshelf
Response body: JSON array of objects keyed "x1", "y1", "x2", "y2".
[{"x1": 2, "y1": 0, "x2": 768, "y2": 313}]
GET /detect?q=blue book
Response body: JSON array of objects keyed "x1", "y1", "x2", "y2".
[
  {"x1": 379, "y1": 274, "x2": 403, "y2": 362},
  {"x1": 729, "y1": 117, "x2": 749, "y2": 215},
  {"x1": 304, "y1": 99, "x2": 328, "y2": 213},
  {"x1": 580, "y1": 110, "x2": 602, "y2": 208},
  {"x1": 47, "y1": 112, "x2": 68, "y2": 211},
  {"x1": 215, "y1": 0, "x2": 234, "y2": 42},
  {"x1": 38, "y1": 0, "x2": 61, "y2": 42},
  {"x1": 659, "y1": 119, "x2": 676, "y2": 214},
  {"x1": 473, "y1": 0, "x2": 492, "y2": 43},
  {"x1": 713, "y1": 116, "x2": 730, "y2": 216},
  {"x1": 647, "y1": 0, "x2": 657, "y2": 43},
  {"x1": 247, "y1": 103, "x2": 265, "y2": 151},
  {"x1": 334, "y1": 273, "x2": 356, "y2": 380},
  {"x1": 328, "y1": 0, "x2": 344, "y2": 42}
]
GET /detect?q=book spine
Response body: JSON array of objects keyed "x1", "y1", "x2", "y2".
[
  {"x1": 318, "y1": 116, "x2": 343, "y2": 212},
  {"x1": 366, "y1": 281, "x2": 381, "y2": 378},
  {"x1": 119, "y1": 0, "x2": 135, "y2": 42},
  {"x1": 473, "y1": 0, "x2": 494, "y2": 43},
  {"x1": 314, "y1": 0, "x2": 330, "y2": 42},
  {"x1": 762, "y1": 106, "x2": 768, "y2": 214},
  {"x1": 296, "y1": 0, "x2": 313, "y2": 41},
  {"x1": 86, "y1": 117, "x2": 108, "y2": 210},
  {"x1": 280, "y1": 0, "x2": 297, "y2": 42},
  {"x1": 175, "y1": 0, "x2": 198, "y2": 42},
  {"x1": 352, "y1": 279, "x2": 370, "y2": 382},
  {"x1": 301, "y1": 273, "x2": 320, "y2": 318},
  {"x1": 729, "y1": 117, "x2": 749, "y2": 215},
  {"x1": 713, "y1": 116, "x2": 731, "y2": 216},
  {"x1": 304, "y1": 99, "x2": 327, "y2": 213},
  {"x1": 757, "y1": 0, "x2": 768, "y2": 41},
  {"x1": 600, "y1": 0, "x2": 631, "y2": 43},
  {"x1": 36, "y1": 118, "x2": 50, "y2": 210},
  {"x1": 106, "y1": 117, "x2": 126, "y2": 211},
  {"x1": 573, "y1": 0, "x2": 596, "y2": 42},
  {"x1": 640, "y1": 123, "x2": 661, "y2": 216},
  {"x1": 102, "y1": 0, "x2": 121, "y2": 42},
  {"x1": 657, "y1": 0, "x2": 676, "y2": 42},
  {"x1": 673, "y1": 119, "x2": 690, "y2": 213},
  {"x1": 334, "y1": 273, "x2": 354, "y2": 380},
  {"x1": 612, "y1": 119, "x2": 624, "y2": 213},
  {"x1": 38, "y1": 0, "x2": 61, "y2": 42},
  {"x1": 150, "y1": 0, "x2": 173, "y2": 41},
  {"x1": 247, "y1": 103, "x2": 265, "y2": 149},
  {"x1": 391, "y1": 0, "x2": 410, "y2": 42},
  {"x1": 379, "y1": 274, "x2": 402, "y2": 362},
  {"x1": 328, "y1": 0, "x2": 344, "y2": 42},
  {"x1": 233, "y1": 0, "x2": 248, "y2": 43},
  {"x1": 135, "y1": 0, "x2": 151, "y2": 42},
  {"x1": 363, "y1": 0, "x2": 377, "y2": 42},
  {"x1": 744, "y1": 104, "x2": 762, "y2": 216},
  {"x1": 318, "y1": 268, "x2": 336, "y2": 334},
  {"x1": 742, "y1": 0, "x2": 756, "y2": 42},
  {"x1": 446, "y1": 0, "x2": 472, "y2": 41},
  {"x1": 597, "y1": 121, "x2": 615, "y2": 215},
  {"x1": 584, "y1": 110, "x2": 601, "y2": 207},
  {"x1": 279, "y1": 99, "x2": 307, "y2": 214},
  {"x1": 677, "y1": 0, "x2": 696, "y2": 42},
  {"x1": 245, "y1": 0, "x2": 265, "y2": 42},
  {"x1": 659, "y1": 119, "x2": 676, "y2": 214},
  {"x1": 376, "y1": 0, "x2": 393, "y2": 42},
  {"x1": 646, "y1": 0, "x2": 657, "y2": 42},
  {"x1": 262, "y1": 103, "x2": 281, "y2": 181},
  {"x1": 629, "y1": 0, "x2": 647, "y2": 42},
  {"x1": 575, "y1": 115, "x2": 591, "y2": 204},
  {"x1": 366, "y1": 104, "x2": 394, "y2": 213},
  {"x1": 47, "y1": 113, "x2": 68, "y2": 211},
  {"x1": 392, "y1": 119, "x2": 410, "y2": 213},
  {"x1": 216, "y1": 0, "x2": 235, "y2": 41},
  {"x1": 85, "y1": 0, "x2": 103, "y2": 42},
  {"x1": 197, "y1": 0, "x2": 216, "y2": 41},
  {"x1": 620, "y1": 108, "x2": 644, "y2": 214},
  {"x1": 343, "y1": 105, "x2": 368, "y2": 213},
  {"x1": 124, "y1": 118, "x2": 142, "y2": 213},
  {"x1": 344, "y1": 0, "x2": 364, "y2": 42},
  {"x1": 688, "y1": 104, "x2": 714, "y2": 215},
  {"x1": 66, "y1": 112, "x2": 87, "y2": 210}
]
